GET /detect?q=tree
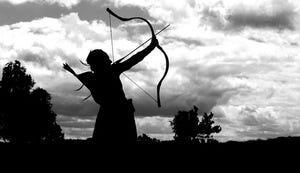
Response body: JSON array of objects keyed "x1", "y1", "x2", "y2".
[
  {"x1": 170, "y1": 106, "x2": 222, "y2": 144},
  {"x1": 170, "y1": 106, "x2": 199, "y2": 143},
  {"x1": 137, "y1": 134, "x2": 161, "y2": 144},
  {"x1": 198, "y1": 112, "x2": 222, "y2": 143},
  {"x1": 0, "y1": 60, "x2": 64, "y2": 143}
]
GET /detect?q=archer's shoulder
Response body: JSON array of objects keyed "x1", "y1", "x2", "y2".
[{"x1": 111, "y1": 63, "x2": 123, "y2": 74}]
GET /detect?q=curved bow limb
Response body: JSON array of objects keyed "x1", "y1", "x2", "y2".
[
  {"x1": 156, "y1": 45, "x2": 169, "y2": 107},
  {"x1": 106, "y1": 8, "x2": 156, "y2": 38},
  {"x1": 106, "y1": 8, "x2": 169, "y2": 108}
]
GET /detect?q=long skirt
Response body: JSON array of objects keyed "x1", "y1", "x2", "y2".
[{"x1": 92, "y1": 99, "x2": 137, "y2": 144}]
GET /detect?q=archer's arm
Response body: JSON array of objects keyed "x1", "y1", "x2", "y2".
[
  {"x1": 117, "y1": 37, "x2": 158, "y2": 73},
  {"x1": 63, "y1": 63, "x2": 84, "y2": 85},
  {"x1": 63, "y1": 63, "x2": 93, "y2": 88},
  {"x1": 63, "y1": 63, "x2": 78, "y2": 77}
]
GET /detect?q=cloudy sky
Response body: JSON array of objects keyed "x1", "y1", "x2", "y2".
[{"x1": 0, "y1": 0, "x2": 300, "y2": 142}]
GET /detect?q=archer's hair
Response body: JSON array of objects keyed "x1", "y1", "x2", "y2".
[{"x1": 86, "y1": 49, "x2": 111, "y2": 65}]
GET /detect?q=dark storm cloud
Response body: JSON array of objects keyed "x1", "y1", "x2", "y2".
[
  {"x1": 199, "y1": 0, "x2": 298, "y2": 31},
  {"x1": 0, "y1": 0, "x2": 153, "y2": 28},
  {"x1": 226, "y1": 4, "x2": 297, "y2": 31},
  {"x1": 0, "y1": 1, "x2": 69, "y2": 25},
  {"x1": 52, "y1": 92, "x2": 99, "y2": 117},
  {"x1": 74, "y1": 1, "x2": 154, "y2": 26}
]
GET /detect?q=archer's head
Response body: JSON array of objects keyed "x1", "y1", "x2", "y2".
[{"x1": 86, "y1": 49, "x2": 112, "y2": 72}]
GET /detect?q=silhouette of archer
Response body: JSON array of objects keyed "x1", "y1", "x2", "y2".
[{"x1": 63, "y1": 37, "x2": 158, "y2": 144}]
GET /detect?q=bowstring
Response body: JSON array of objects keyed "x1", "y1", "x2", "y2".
[
  {"x1": 108, "y1": 13, "x2": 158, "y2": 104},
  {"x1": 122, "y1": 73, "x2": 158, "y2": 103},
  {"x1": 109, "y1": 14, "x2": 115, "y2": 62}
]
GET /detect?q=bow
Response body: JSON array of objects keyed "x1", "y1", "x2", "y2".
[{"x1": 107, "y1": 8, "x2": 169, "y2": 108}]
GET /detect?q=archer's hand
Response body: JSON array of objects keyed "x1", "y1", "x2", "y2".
[
  {"x1": 63, "y1": 63, "x2": 75, "y2": 75},
  {"x1": 151, "y1": 37, "x2": 159, "y2": 47}
]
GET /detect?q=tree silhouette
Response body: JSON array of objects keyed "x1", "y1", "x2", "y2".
[
  {"x1": 137, "y1": 134, "x2": 161, "y2": 144},
  {"x1": 170, "y1": 106, "x2": 221, "y2": 144},
  {"x1": 170, "y1": 106, "x2": 200, "y2": 143},
  {"x1": 198, "y1": 112, "x2": 222, "y2": 143},
  {"x1": 0, "y1": 60, "x2": 64, "y2": 143}
]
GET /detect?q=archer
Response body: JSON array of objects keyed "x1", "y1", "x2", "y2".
[{"x1": 63, "y1": 37, "x2": 158, "y2": 144}]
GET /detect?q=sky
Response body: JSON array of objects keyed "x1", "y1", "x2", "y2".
[{"x1": 0, "y1": 0, "x2": 300, "y2": 142}]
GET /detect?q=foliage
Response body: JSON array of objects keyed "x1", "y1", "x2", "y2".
[
  {"x1": 137, "y1": 134, "x2": 161, "y2": 144},
  {"x1": 170, "y1": 106, "x2": 200, "y2": 143},
  {"x1": 170, "y1": 106, "x2": 221, "y2": 143},
  {"x1": 198, "y1": 112, "x2": 222, "y2": 143},
  {"x1": 0, "y1": 60, "x2": 64, "y2": 143}
]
